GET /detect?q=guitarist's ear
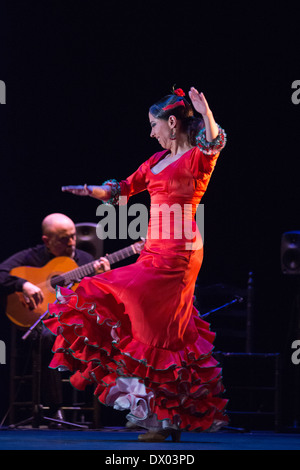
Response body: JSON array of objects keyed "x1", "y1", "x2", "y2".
[{"x1": 42, "y1": 235, "x2": 50, "y2": 250}]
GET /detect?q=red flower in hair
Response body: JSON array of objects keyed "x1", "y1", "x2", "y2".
[{"x1": 173, "y1": 88, "x2": 185, "y2": 97}]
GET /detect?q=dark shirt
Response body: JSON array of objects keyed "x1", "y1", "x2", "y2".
[{"x1": 0, "y1": 244, "x2": 94, "y2": 295}]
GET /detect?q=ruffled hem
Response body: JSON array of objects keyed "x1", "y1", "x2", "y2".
[{"x1": 44, "y1": 285, "x2": 228, "y2": 432}]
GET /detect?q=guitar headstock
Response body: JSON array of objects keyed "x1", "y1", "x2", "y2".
[{"x1": 132, "y1": 238, "x2": 145, "y2": 254}]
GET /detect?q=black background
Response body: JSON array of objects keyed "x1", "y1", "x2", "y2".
[{"x1": 0, "y1": 1, "x2": 299, "y2": 428}]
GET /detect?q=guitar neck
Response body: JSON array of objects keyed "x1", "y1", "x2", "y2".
[
  {"x1": 106, "y1": 244, "x2": 135, "y2": 265},
  {"x1": 51, "y1": 260, "x2": 95, "y2": 288},
  {"x1": 52, "y1": 244, "x2": 136, "y2": 288}
]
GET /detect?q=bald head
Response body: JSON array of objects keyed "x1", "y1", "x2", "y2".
[
  {"x1": 42, "y1": 213, "x2": 75, "y2": 236},
  {"x1": 42, "y1": 213, "x2": 76, "y2": 258}
]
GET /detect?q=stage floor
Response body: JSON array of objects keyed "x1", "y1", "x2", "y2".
[{"x1": 0, "y1": 427, "x2": 300, "y2": 451}]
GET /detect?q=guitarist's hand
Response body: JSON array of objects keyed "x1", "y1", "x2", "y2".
[
  {"x1": 94, "y1": 257, "x2": 111, "y2": 274},
  {"x1": 22, "y1": 282, "x2": 44, "y2": 310}
]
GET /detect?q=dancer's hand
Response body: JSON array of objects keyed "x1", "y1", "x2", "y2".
[
  {"x1": 188, "y1": 87, "x2": 211, "y2": 116},
  {"x1": 61, "y1": 184, "x2": 93, "y2": 196},
  {"x1": 189, "y1": 87, "x2": 219, "y2": 141}
]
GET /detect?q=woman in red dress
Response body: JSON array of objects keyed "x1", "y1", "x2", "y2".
[{"x1": 44, "y1": 86, "x2": 228, "y2": 442}]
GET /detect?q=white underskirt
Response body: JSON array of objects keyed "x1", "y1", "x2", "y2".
[{"x1": 105, "y1": 376, "x2": 179, "y2": 431}]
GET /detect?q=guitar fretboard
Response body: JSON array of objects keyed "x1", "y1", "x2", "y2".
[
  {"x1": 106, "y1": 245, "x2": 135, "y2": 265},
  {"x1": 50, "y1": 244, "x2": 136, "y2": 289}
]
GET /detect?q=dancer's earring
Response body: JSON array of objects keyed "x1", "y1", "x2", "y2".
[{"x1": 170, "y1": 128, "x2": 176, "y2": 140}]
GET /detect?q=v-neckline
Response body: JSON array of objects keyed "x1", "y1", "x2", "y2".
[{"x1": 150, "y1": 148, "x2": 193, "y2": 175}]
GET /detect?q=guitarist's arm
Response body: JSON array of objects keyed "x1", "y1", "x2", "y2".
[
  {"x1": 0, "y1": 249, "x2": 32, "y2": 295},
  {"x1": 0, "y1": 248, "x2": 44, "y2": 309}
]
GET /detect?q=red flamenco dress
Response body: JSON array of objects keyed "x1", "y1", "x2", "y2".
[{"x1": 44, "y1": 127, "x2": 228, "y2": 432}]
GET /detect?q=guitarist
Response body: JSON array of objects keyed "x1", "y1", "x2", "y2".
[{"x1": 0, "y1": 212, "x2": 111, "y2": 426}]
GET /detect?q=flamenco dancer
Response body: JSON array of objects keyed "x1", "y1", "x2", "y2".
[{"x1": 44, "y1": 86, "x2": 228, "y2": 442}]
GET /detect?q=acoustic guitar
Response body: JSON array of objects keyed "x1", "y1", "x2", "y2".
[{"x1": 6, "y1": 240, "x2": 144, "y2": 328}]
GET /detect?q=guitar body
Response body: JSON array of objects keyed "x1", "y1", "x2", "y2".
[
  {"x1": 5, "y1": 240, "x2": 144, "y2": 328},
  {"x1": 6, "y1": 257, "x2": 79, "y2": 328}
]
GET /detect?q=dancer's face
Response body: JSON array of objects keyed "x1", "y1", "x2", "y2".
[{"x1": 149, "y1": 113, "x2": 174, "y2": 149}]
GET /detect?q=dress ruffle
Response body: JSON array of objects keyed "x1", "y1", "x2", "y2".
[{"x1": 44, "y1": 285, "x2": 228, "y2": 432}]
